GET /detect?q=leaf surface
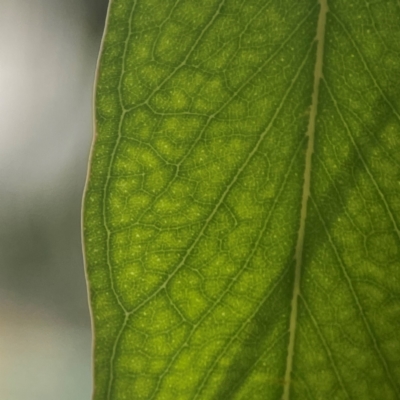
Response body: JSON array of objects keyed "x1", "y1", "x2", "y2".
[{"x1": 83, "y1": 0, "x2": 400, "y2": 399}]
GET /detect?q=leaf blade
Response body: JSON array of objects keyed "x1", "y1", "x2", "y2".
[{"x1": 83, "y1": 0, "x2": 400, "y2": 399}]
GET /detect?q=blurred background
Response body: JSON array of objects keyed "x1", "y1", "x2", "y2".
[{"x1": 0, "y1": 0, "x2": 108, "y2": 398}]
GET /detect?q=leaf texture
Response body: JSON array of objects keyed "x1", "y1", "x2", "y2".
[{"x1": 83, "y1": 0, "x2": 400, "y2": 399}]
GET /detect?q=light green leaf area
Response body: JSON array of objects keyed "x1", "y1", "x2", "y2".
[{"x1": 83, "y1": 0, "x2": 400, "y2": 399}]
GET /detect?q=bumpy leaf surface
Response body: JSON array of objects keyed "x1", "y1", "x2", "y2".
[{"x1": 83, "y1": 0, "x2": 400, "y2": 399}]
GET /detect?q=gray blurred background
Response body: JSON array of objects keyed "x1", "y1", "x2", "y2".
[{"x1": 0, "y1": 0, "x2": 108, "y2": 398}]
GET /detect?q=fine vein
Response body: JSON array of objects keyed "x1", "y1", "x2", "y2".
[{"x1": 282, "y1": 0, "x2": 328, "y2": 399}]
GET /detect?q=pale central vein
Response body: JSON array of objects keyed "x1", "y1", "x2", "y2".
[{"x1": 282, "y1": 1, "x2": 328, "y2": 399}]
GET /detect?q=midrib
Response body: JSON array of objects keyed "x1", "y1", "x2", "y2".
[{"x1": 282, "y1": 1, "x2": 328, "y2": 399}]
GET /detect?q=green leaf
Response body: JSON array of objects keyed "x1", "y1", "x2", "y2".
[{"x1": 83, "y1": 0, "x2": 400, "y2": 398}]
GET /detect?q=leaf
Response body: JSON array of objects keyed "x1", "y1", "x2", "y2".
[{"x1": 83, "y1": 0, "x2": 400, "y2": 399}]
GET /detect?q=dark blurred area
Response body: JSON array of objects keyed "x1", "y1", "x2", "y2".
[{"x1": 0, "y1": 0, "x2": 108, "y2": 398}]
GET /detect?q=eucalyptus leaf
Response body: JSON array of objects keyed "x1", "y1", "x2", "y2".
[{"x1": 83, "y1": 0, "x2": 400, "y2": 399}]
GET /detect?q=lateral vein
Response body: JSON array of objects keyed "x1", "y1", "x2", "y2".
[{"x1": 282, "y1": 1, "x2": 328, "y2": 399}]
